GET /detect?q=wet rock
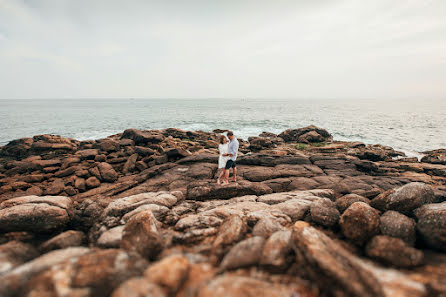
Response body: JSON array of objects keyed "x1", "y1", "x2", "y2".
[
  {"x1": 86, "y1": 176, "x2": 101, "y2": 188},
  {"x1": 415, "y1": 201, "x2": 446, "y2": 251},
  {"x1": 39, "y1": 230, "x2": 85, "y2": 252},
  {"x1": 260, "y1": 230, "x2": 292, "y2": 268},
  {"x1": 310, "y1": 198, "x2": 340, "y2": 227},
  {"x1": 339, "y1": 202, "x2": 380, "y2": 245},
  {"x1": 365, "y1": 235, "x2": 423, "y2": 268},
  {"x1": 0, "y1": 241, "x2": 39, "y2": 274},
  {"x1": 336, "y1": 193, "x2": 371, "y2": 213},
  {"x1": 121, "y1": 210, "x2": 163, "y2": 260},
  {"x1": 98, "y1": 162, "x2": 118, "y2": 182},
  {"x1": 220, "y1": 236, "x2": 265, "y2": 271},
  {"x1": 0, "y1": 195, "x2": 73, "y2": 233},
  {"x1": 111, "y1": 278, "x2": 166, "y2": 297},
  {"x1": 252, "y1": 217, "x2": 284, "y2": 238},
  {"x1": 0, "y1": 247, "x2": 90, "y2": 297},
  {"x1": 291, "y1": 221, "x2": 426, "y2": 297},
  {"x1": 97, "y1": 225, "x2": 124, "y2": 248},
  {"x1": 145, "y1": 254, "x2": 190, "y2": 293},
  {"x1": 379, "y1": 211, "x2": 416, "y2": 245},
  {"x1": 25, "y1": 249, "x2": 148, "y2": 297}
]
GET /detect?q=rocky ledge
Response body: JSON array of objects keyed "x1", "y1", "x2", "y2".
[{"x1": 0, "y1": 126, "x2": 445, "y2": 297}]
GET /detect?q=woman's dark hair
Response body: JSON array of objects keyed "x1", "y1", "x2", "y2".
[{"x1": 219, "y1": 135, "x2": 227, "y2": 144}]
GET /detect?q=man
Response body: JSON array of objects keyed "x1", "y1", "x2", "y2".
[{"x1": 223, "y1": 131, "x2": 239, "y2": 183}]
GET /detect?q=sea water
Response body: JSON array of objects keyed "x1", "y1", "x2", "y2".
[{"x1": 0, "y1": 98, "x2": 445, "y2": 155}]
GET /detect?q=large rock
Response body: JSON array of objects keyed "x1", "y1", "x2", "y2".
[
  {"x1": 379, "y1": 211, "x2": 416, "y2": 246},
  {"x1": 97, "y1": 162, "x2": 118, "y2": 182},
  {"x1": 0, "y1": 247, "x2": 90, "y2": 297},
  {"x1": 39, "y1": 230, "x2": 85, "y2": 252},
  {"x1": 0, "y1": 138, "x2": 33, "y2": 158},
  {"x1": 24, "y1": 249, "x2": 148, "y2": 297},
  {"x1": 121, "y1": 129, "x2": 165, "y2": 145},
  {"x1": 339, "y1": 202, "x2": 380, "y2": 245},
  {"x1": 144, "y1": 254, "x2": 190, "y2": 294},
  {"x1": 0, "y1": 195, "x2": 73, "y2": 232},
  {"x1": 365, "y1": 235, "x2": 423, "y2": 268},
  {"x1": 212, "y1": 215, "x2": 247, "y2": 252},
  {"x1": 279, "y1": 125, "x2": 331, "y2": 143},
  {"x1": 291, "y1": 221, "x2": 426, "y2": 297},
  {"x1": 111, "y1": 278, "x2": 166, "y2": 297},
  {"x1": 260, "y1": 230, "x2": 292, "y2": 268},
  {"x1": 196, "y1": 275, "x2": 302, "y2": 297},
  {"x1": 336, "y1": 193, "x2": 371, "y2": 213},
  {"x1": 252, "y1": 217, "x2": 284, "y2": 238},
  {"x1": 0, "y1": 241, "x2": 39, "y2": 274},
  {"x1": 414, "y1": 201, "x2": 446, "y2": 251},
  {"x1": 220, "y1": 236, "x2": 265, "y2": 271},
  {"x1": 187, "y1": 181, "x2": 272, "y2": 201},
  {"x1": 372, "y1": 182, "x2": 435, "y2": 214},
  {"x1": 310, "y1": 198, "x2": 340, "y2": 227},
  {"x1": 120, "y1": 210, "x2": 163, "y2": 260}
]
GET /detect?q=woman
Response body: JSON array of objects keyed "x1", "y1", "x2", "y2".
[{"x1": 217, "y1": 135, "x2": 230, "y2": 185}]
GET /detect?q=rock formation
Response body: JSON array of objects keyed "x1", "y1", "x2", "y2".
[{"x1": 0, "y1": 125, "x2": 445, "y2": 296}]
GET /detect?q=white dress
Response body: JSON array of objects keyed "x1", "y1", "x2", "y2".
[{"x1": 218, "y1": 143, "x2": 230, "y2": 169}]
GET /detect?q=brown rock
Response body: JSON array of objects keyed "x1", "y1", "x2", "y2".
[
  {"x1": 111, "y1": 278, "x2": 166, "y2": 297},
  {"x1": 98, "y1": 162, "x2": 118, "y2": 182},
  {"x1": 123, "y1": 153, "x2": 139, "y2": 174},
  {"x1": 25, "y1": 186, "x2": 43, "y2": 196},
  {"x1": 121, "y1": 210, "x2": 163, "y2": 260},
  {"x1": 336, "y1": 193, "x2": 371, "y2": 213},
  {"x1": 415, "y1": 201, "x2": 446, "y2": 251},
  {"x1": 365, "y1": 235, "x2": 423, "y2": 267},
  {"x1": 86, "y1": 176, "x2": 101, "y2": 188},
  {"x1": 44, "y1": 179, "x2": 65, "y2": 195},
  {"x1": 212, "y1": 215, "x2": 247, "y2": 251},
  {"x1": 339, "y1": 202, "x2": 380, "y2": 245},
  {"x1": 75, "y1": 149, "x2": 99, "y2": 160},
  {"x1": 379, "y1": 211, "x2": 416, "y2": 245},
  {"x1": 144, "y1": 254, "x2": 190, "y2": 293},
  {"x1": 252, "y1": 217, "x2": 284, "y2": 238},
  {"x1": 121, "y1": 129, "x2": 165, "y2": 145},
  {"x1": 310, "y1": 198, "x2": 340, "y2": 227},
  {"x1": 260, "y1": 230, "x2": 292, "y2": 268},
  {"x1": 0, "y1": 241, "x2": 39, "y2": 274},
  {"x1": 74, "y1": 177, "x2": 87, "y2": 191},
  {"x1": 220, "y1": 236, "x2": 265, "y2": 271},
  {"x1": 39, "y1": 230, "x2": 85, "y2": 252}
]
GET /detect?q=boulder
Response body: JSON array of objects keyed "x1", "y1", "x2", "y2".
[
  {"x1": 111, "y1": 278, "x2": 166, "y2": 297},
  {"x1": 24, "y1": 249, "x2": 148, "y2": 297},
  {"x1": 414, "y1": 202, "x2": 446, "y2": 251},
  {"x1": 365, "y1": 235, "x2": 423, "y2": 268},
  {"x1": 212, "y1": 214, "x2": 247, "y2": 251},
  {"x1": 75, "y1": 149, "x2": 99, "y2": 160},
  {"x1": 291, "y1": 221, "x2": 426, "y2": 297},
  {"x1": 0, "y1": 247, "x2": 90, "y2": 297},
  {"x1": 144, "y1": 254, "x2": 190, "y2": 293},
  {"x1": 97, "y1": 226, "x2": 124, "y2": 248},
  {"x1": 86, "y1": 176, "x2": 101, "y2": 188},
  {"x1": 98, "y1": 162, "x2": 118, "y2": 182},
  {"x1": 379, "y1": 211, "x2": 416, "y2": 245},
  {"x1": 310, "y1": 198, "x2": 340, "y2": 227},
  {"x1": 339, "y1": 202, "x2": 380, "y2": 245},
  {"x1": 120, "y1": 210, "x2": 163, "y2": 260},
  {"x1": 279, "y1": 125, "x2": 331, "y2": 143},
  {"x1": 44, "y1": 179, "x2": 65, "y2": 195},
  {"x1": 260, "y1": 230, "x2": 292, "y2": 268},
  {"x1": 252, "y1": 217, "x2": 284, "y2": 238},
  {"x1": 220, "y1": 236, "x2": 265, "y2": 271},
  {"x1": 0, "y1": 241, "x2": 39, "y2": 274},
  {"x1": 0, "y1": 195, "x2": 73, "y2": 232},
  {"x1": 0, "y1": 138, "x2": 33, "y2": 158},
  {"x1": 134, "y1": 146, "x2": 155, "y2": 157},
  {"x1": 121, "y1": 129, "x2": 165, "y2": 145},
  {"x1": 39, "y1": 230, "x2": 85, "y2": 252},
  {"x1": 123, "y1": 153, "x2": 138, "y2": 174},
  {"x1": 336, "y1": 193, "x2": 371, "y2": 213}
]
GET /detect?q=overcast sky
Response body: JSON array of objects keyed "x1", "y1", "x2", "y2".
[{"x1": 0, "y1": 0, "x2": 445, "y2": 99}]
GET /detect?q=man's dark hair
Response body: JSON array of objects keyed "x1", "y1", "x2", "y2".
[{"x1": 227, "y1": 131, "x2": 234, "y2": 136}]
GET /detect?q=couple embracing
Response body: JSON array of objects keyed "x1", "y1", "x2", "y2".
[{"x1": 217, "y1": 131, "x2": 239, "y2": 185}]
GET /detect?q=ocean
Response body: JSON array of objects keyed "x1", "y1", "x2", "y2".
[{"x1": 0, "y1": 98, "x2": 445, "y2": 155}]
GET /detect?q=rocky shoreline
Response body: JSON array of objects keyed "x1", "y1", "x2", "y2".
[{"x1": 0, "y1": 126, "x2": 445, "y2": 297}]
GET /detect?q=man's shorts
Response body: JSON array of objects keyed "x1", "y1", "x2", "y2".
[{"x1": 225, "y1": 160, "x2": 236, "y2": 170}]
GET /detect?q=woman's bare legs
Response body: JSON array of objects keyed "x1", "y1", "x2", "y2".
[{"x1": 217, "y1": 169, "x2": 226, "y2": 184}]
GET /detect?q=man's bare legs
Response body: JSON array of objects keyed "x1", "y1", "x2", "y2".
[
  {"x1": 232, "y1": 167, "x2": 237, "y2": 182},
  {"x1": 223, "y1": 168, "x2": 230, "y2": 185}
]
